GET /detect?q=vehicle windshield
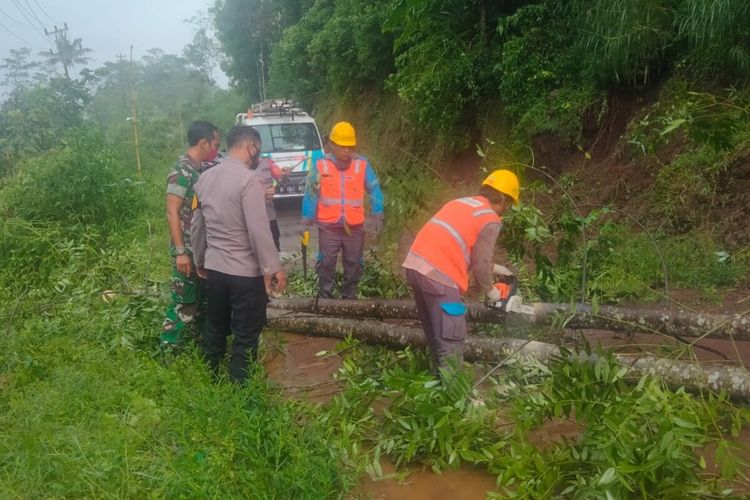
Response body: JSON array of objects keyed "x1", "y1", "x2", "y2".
[{"x1": 254, "y1": 123, "x2": 321, "y2": 153}]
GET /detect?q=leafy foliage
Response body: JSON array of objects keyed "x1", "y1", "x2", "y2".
[
  {"x1": 268, "y1": 0, "x2": 394, "y2": 107},
  {"x1": 496, "y1": 348, "x2": 749, "y2": 497},
  {"x1": 496, "y1": 2, "x2": 594, "y2": 141},
  {"x1": 501, "y1": 191, "x2": 747, "y2": 303},
  {"x1": 2, "y1": 129, "x2": 144, "y2": 227},
  {"x1": 0, "y1": 47, "x2": 38, "y2": 89},
  {"x1": 0, "y1": 77, "x2": 90, "y2": 171},
  {"x1": 677, "y1": 0, "x2": 750, "y2": 80},
  {"x1": 214, "y1": 0, "x2": 310, "y2": 100},
  {"x1": 323, "y1": 339, "x2": 750, "y2": 497}
]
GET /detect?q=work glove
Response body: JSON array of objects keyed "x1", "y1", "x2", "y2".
[
  {"x1": 492, "y1": 264, "x2": 514, "y2": 278},
  {"x1": 486, "y1": 285, "x2": 502, "y2": 302}
]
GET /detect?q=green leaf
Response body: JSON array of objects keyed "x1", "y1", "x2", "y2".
[
  {"x1": 672, "y1": 416, "x2": 698, "y2": 429},
  {"x1": 598, "y1": 467, "x2": 617, "y2": 485},
  {"x1": 659, "y1": 118, "x2": 687, "y2": 136}
]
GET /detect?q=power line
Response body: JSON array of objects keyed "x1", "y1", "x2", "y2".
[
  {"x1": 32, "y1": 0, "x2": 56, "y2": 25},
  {"x1": 22, "y1": 0, "x2": 47, "y2": 33},
  {"x1": 0, "y1": 18, "x2": 43, "y2": 49},
  {"x1": 0, "y1": 7, "x2": 34, "y2": 30},
  {"x1": 11, "y1": 0, "x2": 45, "y2": 39}
]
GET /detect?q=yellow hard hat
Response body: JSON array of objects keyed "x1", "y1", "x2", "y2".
[
  {"x1": 482, "y1": 169, "x2": 520, "y2": 203},
  {"x1": 330, "y1": 121, "x2": 357, "y2": 147}
]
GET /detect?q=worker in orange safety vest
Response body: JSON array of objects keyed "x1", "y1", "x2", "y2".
[
  {"x1": 402, "y1": 169, "x2": 520, "y2": 375},
  {"x1": 301, "y1": 121, "x2": 385, "y2": 298}
]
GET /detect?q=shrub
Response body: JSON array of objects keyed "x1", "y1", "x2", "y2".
[
  {"x1": 677, "y1": 0, "x2": 750, "y2": 81},
  {"x1": 2, "y1": 128, "x2": 144, "y2": 227},
  {"x1": 572, "y1": 0, "x2": 678, "y2": 86},
  {"x1": 650, "y1": 147, "x2": 729, "y2": 232}
]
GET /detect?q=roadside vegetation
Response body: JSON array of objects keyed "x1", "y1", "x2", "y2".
[{"x1": 1, "y1": 0, "x2": 749, "y2": 497}]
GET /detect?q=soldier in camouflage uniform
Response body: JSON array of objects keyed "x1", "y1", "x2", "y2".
[{"x1": 160, "y1": 121, "x2": 220, "y2": 347}]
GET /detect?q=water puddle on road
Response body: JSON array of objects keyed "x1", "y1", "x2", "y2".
[
  {"x1": 263, "y1": 332, "x2": 343, "y2": 403},
  {"x1": 263, "y1": 332, "x2": 500, "y2": 498},
  {"x1": 349, "y1": 460, "x2": 499, "y2": 500}
]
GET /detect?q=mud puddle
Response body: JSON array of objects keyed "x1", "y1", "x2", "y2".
[
  {"x1": 264, "y1": 332, "x2": 343, "y2": 403},
  {"x1": 350, "y1": 460, "x2": 498, "y2": 500},
  {"x1": 264, "y1": 333, "x2": 500, "y2": 498},
  {"x1": 698, "y1": 427, "x2": 750, "y2": 494}
]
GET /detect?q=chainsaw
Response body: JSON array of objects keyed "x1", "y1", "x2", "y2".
[{"x1": 484, "y1": 275, "x2": 535, "y2": 317}]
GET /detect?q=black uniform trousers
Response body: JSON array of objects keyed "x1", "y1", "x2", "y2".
[{"x1": 203, "y1": 269, "x2": 268, "y2": 382}]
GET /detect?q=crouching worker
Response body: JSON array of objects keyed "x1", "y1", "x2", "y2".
[{"x1": 402, "y1": 169, "x2": 520, "y2": 376}]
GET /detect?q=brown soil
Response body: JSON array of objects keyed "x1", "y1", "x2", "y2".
[
  {"x1": 264, "y1": 332, "x2": 343, "y2": 403},
  {"x1": 527, "y1": 417, "x2": 585, "y2": 450},
  {"x1": 529, "y1": 85, "x2": 750, "y2": 250},
  {"x1": 698, "y1": 427, "x2": 750, "y2": 494},
  {"x1": 621, "y1": 287, "x2": 750, "y2": 315},
  {"x1": 349, "y1": 460, "x2": 498, "y2": 500}
]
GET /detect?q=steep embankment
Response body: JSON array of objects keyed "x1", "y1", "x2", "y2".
[{"x1": 310, "y1": 81, "x2": 750, "y2": 310}]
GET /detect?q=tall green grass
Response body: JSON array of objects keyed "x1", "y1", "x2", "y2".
[{"x1": 0, "y1": 138, "x2": 356, "y2": 497}]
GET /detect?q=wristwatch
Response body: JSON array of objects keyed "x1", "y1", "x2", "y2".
[{"x1": 174, "y1": 246, "x2": 187, "y2": 256}]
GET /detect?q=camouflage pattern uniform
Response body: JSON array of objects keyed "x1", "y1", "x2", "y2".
[{"x1": 160, "y1": 154, "x2": 206, "y2": 346}]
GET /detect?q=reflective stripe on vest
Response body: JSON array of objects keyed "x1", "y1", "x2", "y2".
[
  {"x1": 408, "y1": 196, "x2": 501, "y2": 293},
  {"x1": 428, "y1": 217, "x2": 470, "y2": 263},
  {"x1": 456, "y1": 197, "x2": 483, "y2": 208},
  {"x1": 316, "y1": 158, "x2": 367, "y2": 225}
]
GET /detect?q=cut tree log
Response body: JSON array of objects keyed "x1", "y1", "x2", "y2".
[
  {"x1": 269, "y1": 298, "x2": 750, "y2": 340},
  {"x1": 267, "y1": 310, "x2": 750, "y2": 401}
]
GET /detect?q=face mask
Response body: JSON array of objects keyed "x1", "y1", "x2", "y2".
[
  {"x1": 205, "y1": 147, "x2": 219, "y2": 162},
  {"x1": 247, "y1": 142, "x2": 261, "y2": 170},
  {"x1": 249, "y1": 154, "x2": 260, "y2": 170}
]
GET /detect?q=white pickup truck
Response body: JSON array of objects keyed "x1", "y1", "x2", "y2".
[{"x1": 235, "y1": 100, "x2": 325, "y2": 199}]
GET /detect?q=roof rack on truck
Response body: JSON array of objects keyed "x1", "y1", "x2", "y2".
[{"x1": 234, "y1": 99, "x2": 309, "y2": 124}]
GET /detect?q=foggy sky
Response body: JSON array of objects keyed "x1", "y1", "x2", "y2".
[{"x1": 0, "y1": 0, "x2": 225, "y2": 83}]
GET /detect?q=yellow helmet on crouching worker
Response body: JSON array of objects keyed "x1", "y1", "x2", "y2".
[
  {"x1": 329, "y1": 121, "x2": 357, "y2": 147},
  {"x1": 482, "y1": 169, "x2": 520, "y2": 203}
]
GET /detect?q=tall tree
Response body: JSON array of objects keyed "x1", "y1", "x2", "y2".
[
  {"x1": 184, "y1": 11, "x2": 222, "y2": 85},
  {"x1": 40, "y1": 30, "x2": 92, "y2": 79},
  {"x1": 213, "y1": 0, "x2": 310, "y2": 100},
  {"x1": 1, "y1": 47, "x2": 39, "y2": 90}
]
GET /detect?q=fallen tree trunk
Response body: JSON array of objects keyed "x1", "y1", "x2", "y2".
[
  {"x1": 269, "y1": 298, "x2": 750, "y2": 340},
  {"x1": 267, "y1": 310, "x2": 750, "y2": 401}
]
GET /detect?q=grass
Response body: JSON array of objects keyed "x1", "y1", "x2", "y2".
[
  {"x1": 0, "y1": 163, "x2": 356, "y2": 498},
  {"x1": 0, "y1": 112, "x2": 748, "y2": 497}
]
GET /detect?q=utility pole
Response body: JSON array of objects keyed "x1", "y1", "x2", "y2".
[
  {"x1": 129, "y1": 45, "x2": 143, "y2": 176},
  {"x1": 44, "y1": 23, "x2": 68, "y2": 39},
  {"x1": 177, "y1": 108, "x2": 185, "y2": 146},
  {"x1": 44, "y1": 23, "x2": 71, "y2": 78},
  {"x1": 116, "y1": 52, "x2": 127, "y2": 112}
]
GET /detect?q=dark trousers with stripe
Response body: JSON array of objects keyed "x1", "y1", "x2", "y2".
[{"x1": 203, "y1": 269, "x2": 268, "y2": 382}]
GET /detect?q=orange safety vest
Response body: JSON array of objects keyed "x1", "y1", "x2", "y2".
[
  {"x1": 316, "y1": 157, "x2": 367, "y2": 225},
  {"x1": 409, "y1": 196, "x2": 501, "y2": 293}
]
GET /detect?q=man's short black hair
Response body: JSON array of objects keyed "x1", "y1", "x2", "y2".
[
  {"x1": 227, "y1": 125, "x2": 261, "y2": 149},
  {"x1": 187, "y1": 121, "x2": 219, "y2": 146},
  {"x1": 479, "y1": 184, "x2": 513, "y2": 206}
]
